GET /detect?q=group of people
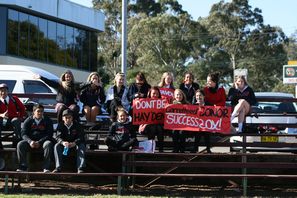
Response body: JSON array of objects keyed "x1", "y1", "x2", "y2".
[
  {"x1": 0, "y1": 69, "x2": 256, "y2": 173},
  {"x1": 104, "y1": 71, "x2": 256, "y2": 153}
]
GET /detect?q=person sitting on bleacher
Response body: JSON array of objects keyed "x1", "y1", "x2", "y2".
[
  {"x1": 53, "y1": 109, "x2": 86, "y2": 173},
  {"x1": 35, "y1": 70, "x2": 89, "y2": 123},
  {"x1": 105, "y1": 109, "x2": 137, "y2": 152},
  {"x1": 80, "y1": 72, "x2": 106, "y2": 126},
  {"x1": 16, "y1": 104, "x2": 54, "y2": 173},
  {"x1": 0, "y1": 83, "x2": 26, "y2": 149},
  {"x1": 105, "y1": 72, "x2": 130, "y2": 122}
]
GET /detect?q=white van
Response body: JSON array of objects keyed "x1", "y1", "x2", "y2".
[{"x1": 0, "y1": 65, "x2": 58, "y2": 105}]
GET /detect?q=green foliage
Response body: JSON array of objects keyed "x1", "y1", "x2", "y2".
[{"x1": 92, "y1": 0, "x2": 295, "y2": 93}]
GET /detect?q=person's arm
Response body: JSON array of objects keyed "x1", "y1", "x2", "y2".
[
  {"x1": 37, "y1": 117, "x2": 54, "y2": 145},
  {"x1": 247, "y1": 87, "x2": 257, "y2": 106},
  {"x1": 73, "y1": 123, "x2": 85, "y2": 145},
  {"x1": 40, "y1": 76, "x2": 60, "y2": 89},
  {"x1": 217, "y1": 88, "x2": 226, "y2": 106},
  {"x1": 108, "y1": 123, "x2": 116, "y2": 137},
  {"x1": 21, "y1": 117, "x2": 33, "y2": 144},
  {"x1": 98, "y1": 86, "x2": 106, "y2": 105},
  {"x1": 13, "y1": 96, "x2": 26, "y2": 118},
  {"x1": 55, "y1": 124, "x2": 64, "y2": 144}
]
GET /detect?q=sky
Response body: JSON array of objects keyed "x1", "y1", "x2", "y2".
[{"x1": 70, "y1": 0, "x2": 297, "y2": 37}]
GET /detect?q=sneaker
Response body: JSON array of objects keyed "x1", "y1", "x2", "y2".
[
  {"x1": 16, "y1": 167, "x2": 27, "y2": 172},
  {"x1": 52, "y1": 168, "x2": 61, "y2": 173},
  {"x1": 77, "y1": 168, "x2": 84, "y2": 174},
  {"x1": 43, "y1": 169, "x2": 50, "y2": 173}
]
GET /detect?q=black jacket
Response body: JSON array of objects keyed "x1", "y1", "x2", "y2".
[
  {"x1": 40, "y1": 76, "x2": 90, "y2": 106},
  {"x1": 80, "y1": 85, "x2": 106, "y2": 107},
  {"x1": 55, "y1": 121, "x2": 85, "y2": 145},
  {"x1": 179, "y1": 82, "x2": 200, "y2": 103},
  {"x1": 227, "y1": 86, "x2": 257, "y2": 106},
  {"x1": 108, "y1": 120, "x2": 136, "y2": 143},
  {"x1": 127, "y1": 83, "x2": 151, "y2": 103},
  {"x1": 21, "y1": 115, "x2": 54, "y2": 144}
]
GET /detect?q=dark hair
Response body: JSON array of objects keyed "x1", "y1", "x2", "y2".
[
  {"x1": 33, "y1": 104, "x2": 44, "y2": 112},
  {"x1": 147, "y1": 86, "x2": 161, "y2": 98},
  {"x1": 207, "y1": 72, "x2": 220, "y2": 89},
  {"x1": 184, "y1": 71, "x2": 194, "y2": 81},
  {"x1": 135, "y1": 72, "x2": 147, "y2": 83}
]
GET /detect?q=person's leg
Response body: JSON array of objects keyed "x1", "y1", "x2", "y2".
[
  {"x1": 69, "y1": 104, "x2": 80, "y2": 121},
  {"x1": 179, "y1": 131, "x2": 186, "y2": 153},
  {"x1": 76, "y1": 143, "x2": 86, "y2": 171},
  {"x1": 105, "y1": 136, "x2": 118, "y2": 151},
  {"x1": 0, "y1": 122, "x2": 2, "y2": 149},
  {"x1": 204, "y1": 133, "x2": 211, "y2": 153},
  {"x1": 172, "y1": 130, "x2": 179, "y2": 153},
  {"x1": 237, "y1": 100, "x2": 250, "y2": 132},
  {"x1": 10, "y1": 117, "x2": 22, "y2": 140},
  {"x1": 53, "y1": 143, "x2": 64, "y2": 171},
  {"x1": 56, "y1": 103, "x2": 67, "y2": 123},
  {"x1": 43, "y1": 140, "x2": 53, "y2": 170},
  {"x1": 16, "y1": 140, "x2": 30, "y2": 170},
  {"x1": 120, "y1": 138, "x2": 137, "y2": 150},
  {"x1": 156, "y1": 125, "x2": 164, "y2": 152},
  {"x1": 90, "y1": 106, "x2": 100, "y2": 122},
  {"x1": 83, "y1": 105, "x2": 91, "y2": 122},
  {"x1": 192, "y1": 133, "x2": 201, "y2": 153}
]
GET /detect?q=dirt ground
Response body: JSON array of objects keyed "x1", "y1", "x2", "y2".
[{"x1": 1, "y1": 179, "x2": 297, "y2": 197}]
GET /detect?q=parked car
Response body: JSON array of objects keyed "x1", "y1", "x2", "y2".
[
  {"x1": 230, "y1": 92, "x2": 297, "y2": 152},
  {"x1": 0, "y1": 65, "x2": 58, "y2": 105}
]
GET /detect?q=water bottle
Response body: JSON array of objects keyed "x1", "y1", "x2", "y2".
[
  {"x1": 2, "y1": 117, "x2": 7, "y2": 127},
  {"x1": 63, "y1": 147, "x2": 69, "y2": 156}
]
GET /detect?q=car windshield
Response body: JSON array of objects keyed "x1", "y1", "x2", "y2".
[{"x1": 252, "y1": 101, "x2": 297, "y2": 113}]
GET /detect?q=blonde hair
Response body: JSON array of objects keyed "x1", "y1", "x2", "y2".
[
  {"x1": 114, "y1": 72, "x2": 125, "y2": 85},
  {"x1": 173, "y1": 89, "x2": 189, "y2": 104},
  {"x1": 235, "y1": 75, "x2": 248, "y2": 86},
  {"x1": 158, "y1": 72, "x2": 174, "y2": 87}
]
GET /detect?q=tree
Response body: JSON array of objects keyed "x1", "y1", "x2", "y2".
[{"x1": 204, "y1": 0, "x2": 263, "y2": 75}]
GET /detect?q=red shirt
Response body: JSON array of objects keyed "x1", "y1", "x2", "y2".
[
  {"x1": 0, "y1": 96, "x2": 26, "y2": 119},
  {"x1": 203, "y1": 87, "x2": 226, "y2": 106}
]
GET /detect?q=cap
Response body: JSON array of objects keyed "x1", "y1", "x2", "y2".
[
  {"x1": 62, "y1": 109, "x2": 73, "y2": 117},
  {"x1": 0, "y1": 83, "x2": 8, "y2": 89}
]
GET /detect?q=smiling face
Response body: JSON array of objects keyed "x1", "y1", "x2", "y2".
[
  {"x1": 184, "y1": 74, "x2": 193, "y2": 85},
  {"x1": 116, "y1": 76, "x2": 125, "y2": 87},
  {"x1": 117, "y1": 111, "x2": 127, "y2": 123},
  {"x1": 195, "y1": 91, "x2": 204, "y2": 105},
  {"x1": 150, "y1": 89, "x2": 160, "y2": 99},
  {"x1": 90, "y1": 74, "x2": 99, "y2": 84},
  {"x1": 174, "y1": 90, "x2": 184, "y2": 102},
  {"x1": 64, "y1": 73, "x2": 73, "y2": 82},
  {"x1": 164, "y1": 75, "x2": 172, "y2": 86}
]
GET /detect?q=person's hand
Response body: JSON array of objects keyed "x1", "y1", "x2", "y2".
[
  {"x1": 0, "y1": 111, "x2": 8, "y2": 118},
  {"x1": 68, "y1": 142, "x2": 76, "y2": 148},
  {"x1": 62, "y1": 141, "x2": 70, "y2": 147},
  {"x1": 30, "y1": 141, "x2": 40, "y2": 148},
  {"x1": 33, "y1": 74, "x2": 41, "y2": 79}
]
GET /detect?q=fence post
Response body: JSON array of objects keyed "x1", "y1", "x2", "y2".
[{"x1": 242, "y1": 134, "x2": 247, "y2": 197}]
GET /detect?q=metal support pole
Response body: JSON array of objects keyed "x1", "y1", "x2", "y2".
[
  {"x1": 242, "y1": 134, "x2": 247, "y2": 197},
  {"x1": 4, "y1": 174, "x2": 8, "y2": 194},
  {"x1": 121, "y1": 0, "x2": 127, "y2": 76}
]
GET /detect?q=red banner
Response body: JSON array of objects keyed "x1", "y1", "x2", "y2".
[
  {"x1": 164, "y1": 104, "x2": 231, "y2": 134},
  {"x1": 159, "y1": 87, "x2": 174, "y2": 102},
  {"x1": 132, "y1": 98, "x2": 168, "y2": 125}
]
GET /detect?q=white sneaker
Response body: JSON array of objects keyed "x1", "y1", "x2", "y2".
[{"x1": 43, "y1": 169, "x2": 50, "y2": 173}]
